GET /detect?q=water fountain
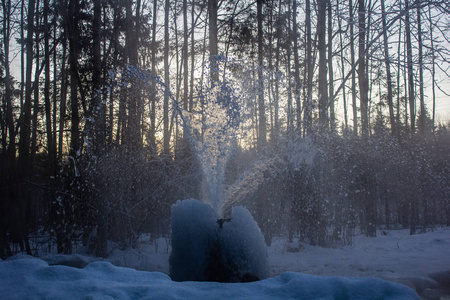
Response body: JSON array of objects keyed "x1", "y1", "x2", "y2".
[{"x1": 155, "y1": 61, "x2": 269, "y2": 282}]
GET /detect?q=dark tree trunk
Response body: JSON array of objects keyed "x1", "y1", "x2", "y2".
[
  {"x1": 183, "y1": 0, "x2": 189, "y2": 142},
  {"x1": 337, "y1": 0, "x2": 348, "y2": 130},
  {"x1": 18, "y1": 0, "x2": 35, "y2": 179},
  {"x1": 292, "y1": 0, "x2": 301, "y2": 133},
  {"x1": 428, "y1": 6, "x2": 436, "y2": 131},
  {"x1": 209, "y1": 0, "x2": 218, "y2": 84},
  {"x1": 92, "y1": 0, "x2": 108, "y2": 259},
  {"x1": 318, "y1": 0, "x2": 328, "y2": 131},
  {"x1": 58, "y1": 27, "x2": 68, "y2": 161},
  {"x1": 68, "y1": 0, "x2": 80, "y2": 159},
  {"x1": 304, "y1": 0, "x2": 313, "y2": 136},
  {"x1": 124, "y1": 0, "x2": 142, "y2": 151},
  {"x1": 2, "y1": 0, "x2": 15, "y2": 162},
  {"x1": 149, "y1": 0, "x2": 158, "y2": 152},
  {"x1": 257, "y1": 0, "x2": 266, "y2": 150},
  {"x1": 417, "y1": 1, "x2": 425, "y2": 134},
  {"x1": 328, "y1": 0, "x2": 335, "y2": 132},
  {"x1": 358, "y1": 0, "x2": 369, "y2": 136},
  {"x1": 30, "y1": 0, "x2": 40, "y2": 172},
  {"x1": 44, "y1": 0, "x2": 55, "y2": 175},
  {"x1": 163, "y1": 0, "x2": 170, "y2": 155},
  {"x1": 381, "y1": 0, "x2": 396, "y2": 136},
  {"x1": 405, "y1": 0, "x2": 415, "y2": 133},
  {"x1": 349, "y1": 0, "x2": 357, "y2": 134}
]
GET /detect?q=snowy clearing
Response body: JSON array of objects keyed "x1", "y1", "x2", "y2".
[
  {"x1": 1, "y1": 227, "x2": 449, "y2": 299},
  {"x1": 1, "y1": 257, "x2": 418, "y2": 299}
]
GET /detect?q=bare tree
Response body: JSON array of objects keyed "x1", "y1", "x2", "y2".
[
  {"x1": 164, "y1": 0, "x2": 170, "y2": 155},
  {"x1": 318, "y1": 0, "x2": 329, "y2": 130},
  {"x1": 150, "y1": 0, "x2": 158, "y2": 152},
  {"x1": 293, "y1": 0, "x2": 302, "y2": 133},
  {"x1": 68, "y1": 0, "x2": 80, "y2": 160},
  {"x1": 44, "y1": 0, "x2": 55, "y2": 174},
  {"x1": 405, "y1": 0, "x2": 415, "y2": 133},
  {"x1": 417, "y1": 1, "x2": 426, "y2": 134},
  {"x1": 350, "y1": 0, "x2": 358, "y2": 134},
  {"x1": 303, "y1": 0, "x2": 313, "y2": 136},
  {"x1": 381, "y1": 0, "x2": 396, "y2": 135},
  {"x1": 358, "y1": 0, "x2": 369, "y2": 136},
  {"x1": 209, "y1": 0, "x2": 218, "y2": 84},
  {"x1": 18, "y1": 0, "x2": 36, "y2": 178},
  {"x1": 1, "y1": 0, "x2": 15, "y2": 163},
  {"x1": 257, "y1": 0, "x2": 266, "y2": 149}
]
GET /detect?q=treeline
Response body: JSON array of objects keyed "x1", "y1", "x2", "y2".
[
  {"x1": 233, "y1": 130, "x2": 450, "y2": 247},
  {"x1": 1, "y1": 0, "x2": 450, "y2": 258}
]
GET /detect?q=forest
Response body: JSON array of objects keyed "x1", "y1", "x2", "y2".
[{"x1": 0, "y1": 0, "x2": 449, "y2": 260}]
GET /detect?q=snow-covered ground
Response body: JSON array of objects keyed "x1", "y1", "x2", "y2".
[{"x1": 1, "y1": 227, "x2": 449, "y2": 299}]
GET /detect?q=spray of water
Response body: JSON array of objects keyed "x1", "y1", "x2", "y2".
[
  {"x1": 111, "y1": 59, "x2": 271, "y2": 216},
  {"x1": 152, "y1": 70, "x2": 240, "y2": 216}
]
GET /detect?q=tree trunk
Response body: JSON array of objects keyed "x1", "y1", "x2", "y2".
[
  {"x1": 381, "y1": 0, "x2": 395, "y2": 135},
  {"x1": 286, "y1": 0, "x2": 292, "y2": 134},
  {"x1": 428, "y1": 6, "x2": 436, "y2": 131},
  {"x1": 52, "y1": 10, "x2": 58, "y2": 170},
  {"x1": 405, "y1": 0, "x2": 415, "y2": 133},
  {"x1": 189, "y1": 0, "x2": 195, "y2": 113},
  {"x1": 337, "y1": 0, "x2": 348, "y2": 130},
  {"x1": 209, "y1": 0, "x2": 218, "y2": 84},
  {"x1": 92, "y1": 0, "x2": 108, "y2": 259},
  {"x1": 417, "y1": 1, "x2": 425, "y2": 134},
  {"x1": 318, "y1": 0, "x2": 328, "y2": 131},
  {"x1": 30, "y1": 0, "x2": 40, "y2": 171},
  {"x1": 328, "y1": 0, "x2": 335, "y2": 132},
  {"x1": 18, "y1": 0, "x2": 35, "y2": 179},
  {"x1": 358, "y1": 0, "x2": 369, "y2": 136},
  {"x1": 349, "y1": 0, "x2": 357, "y2": 134},
  {"x1": 396, "y1": 2, "x2": 402, "y2": 134},
  {"x1": 163, "y1": 0, "x2": 170, "y2": 155},
  {"x1": 292, "y1": 0, "x2": 301, "y2": 133},
  {"x1": 112, "y1": 3, "x2": 121, "y2": 145},
  {"x1": 1, "y1": 0, "x2": 15, "y2": 258},
  {"x1": 2, "y1": 0, "x2": 15, "y2": 162},
  {"x1": 183, "y1": 0, "x2": 189, "y2": 141},
  {"x1": 58, "y1": 32, "x2": 68, "y2": 160},
  {"x1": 304, "y1": 0, "x2": 313, "y2": 136},
  {"x1": 93, "y1": 0, "x2": 105, "y2": 154},
  {"x1": 274, "y1": 0, "x2": 282, "y2": 143},
  {"x1": 257, "y1": 0, "x2": 266, "y2": 150},
  {"x1": 150, "y1": 0, "x2": 158, "y2": 152},
  {"x1": 68, "y1": 0, "x2": 80, "y2": 159},
  {"x1": 44, "y1": 0, "x2": 55, "y2": 175},
  {"x1": 124, "y1": 0, "x2": 141, "y2": 150},
  {"x1": 20, "y1": 0, "x2": 24, "y2": 108}
]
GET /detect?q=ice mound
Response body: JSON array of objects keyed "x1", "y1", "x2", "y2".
[{"x1": 169, "y1": 199, "x2": 269, "y2": 282}]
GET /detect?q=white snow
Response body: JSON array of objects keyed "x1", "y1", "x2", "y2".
[
  {"x1": 1, "y1": 256, "x2": 418, "y2": 299},
  {"x1": 1, "y1": 227, "x2": 449, "y2": 299}
]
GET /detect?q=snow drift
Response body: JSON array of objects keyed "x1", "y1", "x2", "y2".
[
  {"x1": 0, "y1": 257, "x2": 419, "y2": 299},
  {"x1": 169, "y1": 199, "x2": 269, "y2": 282}
]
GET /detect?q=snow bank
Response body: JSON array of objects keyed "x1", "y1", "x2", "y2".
[
  {"x1": 169, "y1": 199, "x2": 269, "y2": 282},
  {"x1": 0, "y1": 257, "x2": 419, "y2": 299}
]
